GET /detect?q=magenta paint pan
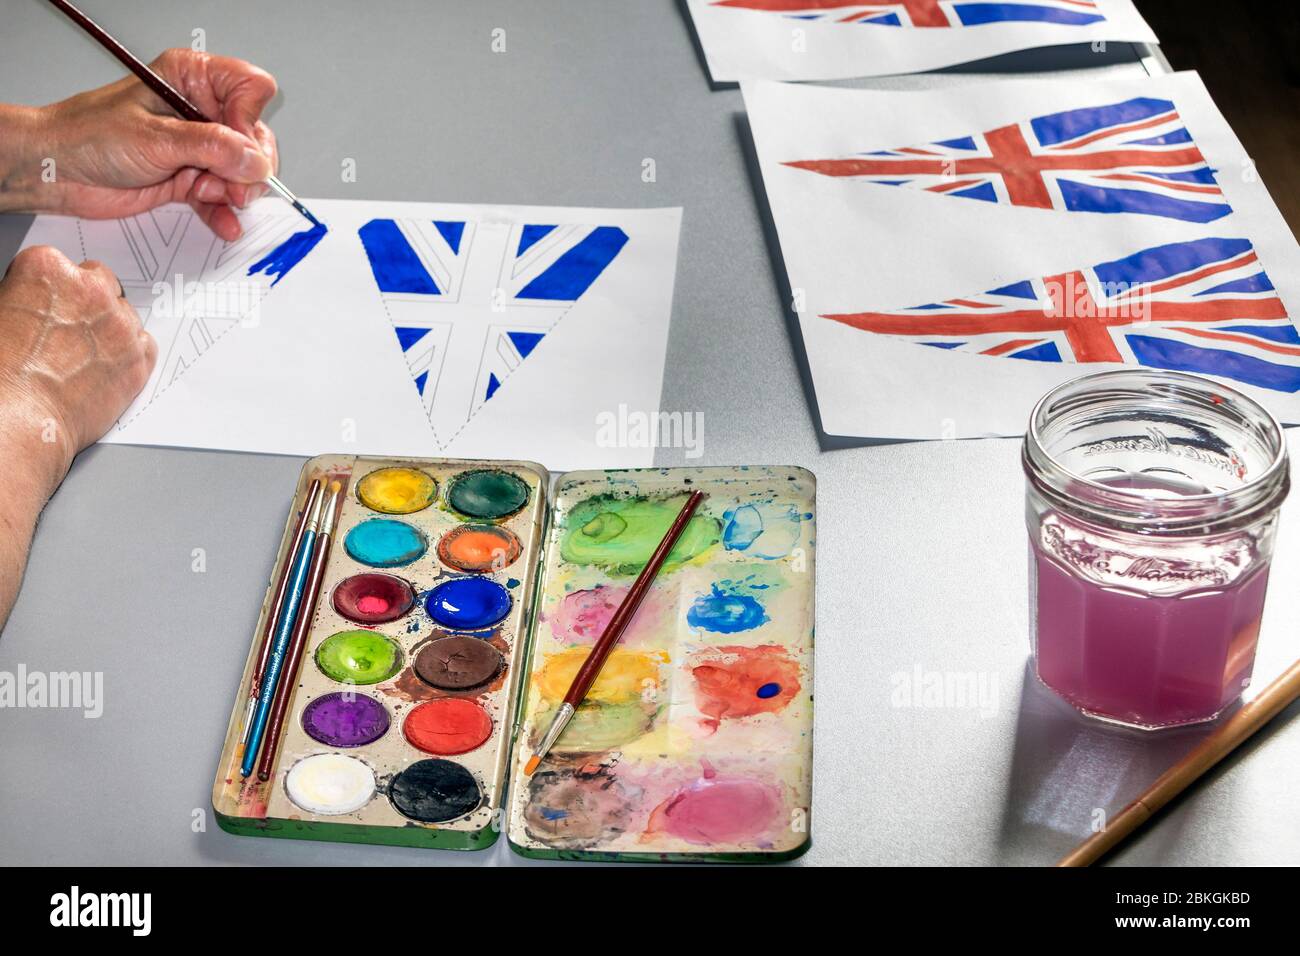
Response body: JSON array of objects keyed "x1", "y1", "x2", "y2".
[{"x1": 332, "y1": 572, "x2": 417, "y2": 625}]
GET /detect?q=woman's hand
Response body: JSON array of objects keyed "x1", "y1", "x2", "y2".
[
  {"x1": 3, "y1": 49, "x2": 280, "y2": 241},
  {"x1": 0, "y1": 244, "x2": 157, "y2": 497}
]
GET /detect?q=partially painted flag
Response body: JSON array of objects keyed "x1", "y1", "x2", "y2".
[{"x1": 358, "y1": 218, "x2": 628, "y2": 443}]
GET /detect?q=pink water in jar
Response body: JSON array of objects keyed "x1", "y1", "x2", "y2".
[{"x1": 1024, "y1": 371, "x2": 1289, "y2": 730}]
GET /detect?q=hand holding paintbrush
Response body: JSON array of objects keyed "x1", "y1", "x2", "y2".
[{"x1": 42, "y1": 0, "x2": 319, "y2": 235}]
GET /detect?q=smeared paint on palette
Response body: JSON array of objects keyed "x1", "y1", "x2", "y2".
[
  {"x1": 560, "y1": 493, "x2": 722, "y2": 574},
  {"x1": 212, "y1": 455, "x2": 547, "y2": 851},
  {"x1": 508, "y1": 466, "x2": 815, "y2": 862}
]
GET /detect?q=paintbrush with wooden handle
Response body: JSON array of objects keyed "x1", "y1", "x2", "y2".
[{"x1": 1058, "y1": 656, "x2": 1300, "y2": 866}]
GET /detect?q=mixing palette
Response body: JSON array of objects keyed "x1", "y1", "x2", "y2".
[{"x1": 508, "y1": 466, "x2": 816, "y2": 862}]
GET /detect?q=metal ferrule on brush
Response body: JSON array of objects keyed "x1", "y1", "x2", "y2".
[{"x1": 533, "y1": 702, "x2": 576, "y2": 767}]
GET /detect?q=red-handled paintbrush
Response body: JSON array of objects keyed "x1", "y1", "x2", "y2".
[{"x1": 524, "y1": 489, "x2": 705, "y2": 776}]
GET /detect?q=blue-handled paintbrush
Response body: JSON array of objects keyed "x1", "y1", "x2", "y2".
[{"x1": 241, "y1": 489, "x2": 325, "y2": 777}]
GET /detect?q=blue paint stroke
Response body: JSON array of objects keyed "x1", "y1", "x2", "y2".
[
  {"x1": 434, "y1": 220, "x2": 465, "y2": 254},
  {"x1": 358, "y1": 219, "x2": 440, "y2": 294},
  {"x1": 1095, "y1": 238, "x2": 1252, "y2": 288},
  {"x1": 687, "y1": 584, "x2": 769, "y2": 634},
  {"x1": 395, "y1": 326, "x2": 430, "y2": 351},
  {"x1": 1057, "y1": 179, "x2": 1230, "y2": 223},
  {"x1": 1033, "y1": 99, "x2": 1176, "y2": 147},
  {"x1": 518, "y1": 224, "x2": 555, "y2": 257},
  {"x1": 987, "y1": 280, "x2": 1037, "y2": 300},
  {"x1": 721, "y1": 502, "x2": 808, "y2": 559},
  {"x1": 507, "y1": 330, "x2": 544, "y2": 359},
  {"x1": 516, "y1": 226, "x2": 628, "y2": 301},
  {"x1": 1126, "y1": 335, "x2": 1300, "y2": 393},
  {"x1": 722, "y1": 505, "x2": 763, "y2": 551},
  {"x1": 955, "y1": 3, "x2": 1105, "y2": 28},
  {"x1": 246, "y1": 221, "x2": 327, "y2": 287},
  {"x1": 1010, "y1": 341, "x2": 1062, "y2": 363}
]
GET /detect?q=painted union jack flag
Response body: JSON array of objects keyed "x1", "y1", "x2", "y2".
[
  {"x1": 711, "y1": 0, "x2": 1104, "y2": 28},
  {"x1": 358, "y1": 218, "x2": 628, "y2": 444},
  {"x1": 823, "y1": 237, "x2": 1300, "y2": 392},
  {"x1": 787, "y1": 97, "x2": 1229, "y2": 222}
]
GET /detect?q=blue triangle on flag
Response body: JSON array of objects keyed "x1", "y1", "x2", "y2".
[
  {"x1": 507, "y1": 330, "x2": 544, "y2": 359},
  {"x1": 414, "y1": 371, "x2": 428, "y2": 395},
  {"x1": 394, "y1": 326, "x2": 430, "y2": 351},
  {"x1": 517, "y1": 224, "x2": 555, "y2": 257},
  {"x1": 434, "y1": 220, "x2": 465, "y2": 254},
  {"x1": 485, "y1": 372, "x2": 501, "y2": 401}
]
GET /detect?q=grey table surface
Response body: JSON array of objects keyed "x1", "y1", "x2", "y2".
[{"x1": 1, "y1": 0, "x2": 1295, "y2": 867}]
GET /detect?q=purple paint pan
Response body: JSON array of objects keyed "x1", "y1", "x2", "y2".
[{"x1": 301, "y1": 693, "x2": 391, "y2": 748}]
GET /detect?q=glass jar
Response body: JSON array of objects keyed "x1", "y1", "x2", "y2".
[{"x1": 1022, "y1": 369, "x2": 1289, "y2": 730}]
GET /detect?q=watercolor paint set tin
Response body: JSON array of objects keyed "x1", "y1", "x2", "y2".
[{"x1": 212, "y1": 457, "x2": 815, "y2": 862}]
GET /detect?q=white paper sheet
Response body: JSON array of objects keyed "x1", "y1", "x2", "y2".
[
  {"x1": 19, "y1": 199, "x2": 682, "y2": 469},
  {"x1": 686, "y1": 0, "x2": 1157, "y2": 82},
  {"x1": 742, "y1": 72, "x2": 1300, "y2": 440}
]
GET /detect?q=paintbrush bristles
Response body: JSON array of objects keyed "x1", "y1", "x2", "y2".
[
  {"x1": 321, "y1": 480, "x2": 343, "y2": 536},
  {"x1": 524, "y1": 755, "x2": 541, "y2": 776}
]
